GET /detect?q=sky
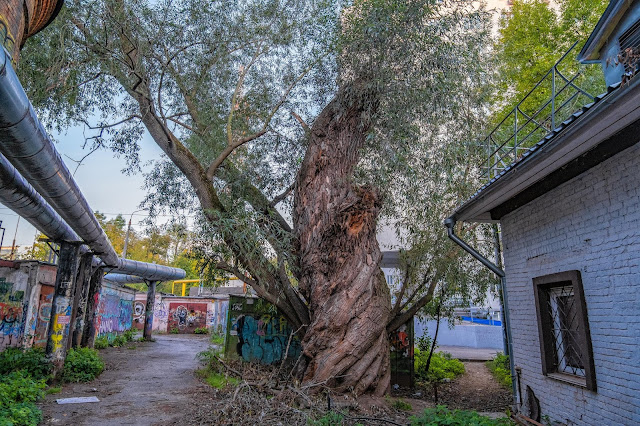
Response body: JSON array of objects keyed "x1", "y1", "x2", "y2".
[{"x1": 0, "y1": 125, "x2": 167, "y2": 251}]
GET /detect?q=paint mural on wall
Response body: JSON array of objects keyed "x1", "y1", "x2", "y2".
[
  {"x1": 168, "y1": 303, "x2": 207, "y2": 333},
  {"x1": 208, "y1": 299, "x2": 228, "y2": 334},
  {"x1": 225, "y1": 296, "x2": 301, "y2": 365},
  {"x1": 132, "y1": 301, "x2": 146, "y2": 329},
  {"x1": 33, "y1": 286, "x2": 54, "y2": 347},
  {"x1": 0, "y1": 278, "x2": 24, "y2": 349},
  {"x1": 95, "y1": 286, "x2": 134, "y2": 340}
]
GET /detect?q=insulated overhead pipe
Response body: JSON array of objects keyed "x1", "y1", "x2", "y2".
[
  {"x1": 0, "y1": 50, "x2": 185, "y2": 282},
  {"x1": 103, "y1": 273, "x2": 146, "y2": 284}
]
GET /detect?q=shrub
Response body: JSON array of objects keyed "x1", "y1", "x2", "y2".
[
  {"x1": 391, "y1": 398, "x2": 412, "y2": 411},
  {"x1": 170, "y1": 327, "x2": 180, "y2": 334},
  {"x1": 0, "y1": 370, "x2": 46, "y2": 426},
  {"x1": 193, "y1": 327, "x2": 209, "y2": 334},
  {"x1": 415, "y1": 349, "x2": 465, "y2": 383},
  {"x1": 210, "y1": 333, "x2": 225, "y2": 346},
  {"x1": 123, "y1": 329, "x2": 136, "y2": 341},
  {"x1": 62, "y1": 348, "x2": 104, "y2": 383},
  {"x1": 0, "y1": 348, "x2": 51, "y2": 381},
  {"x1": 94, "y1": 336, "x2": 109, "y2": 349},
  {"x1": 487, "y1": 352, "x2": 512, "y2": 388},
  {"x1": 111, "y1": 335, "x2": 127, "y2": 347},
  {"x1": 410, "y1": 406, "x2": 514, "y2": 425}
]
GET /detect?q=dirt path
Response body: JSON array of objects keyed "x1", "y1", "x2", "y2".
[
  {"x1": 40, "y1": 334, "x2": 213, "y2": 426},
  {"x1": 438, "y1": 361, "x2": 512, "y2": 412}
]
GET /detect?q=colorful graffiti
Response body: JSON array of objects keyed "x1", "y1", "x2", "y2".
[
  {"x1": 208, "y1": 299, "x2": 228, "y2": 334},
  {"x1": 132, "y1": 301, "x2": 146, "y2": 329},
  {"x1": 95, "y1": 286, "x2": 134, "y2": 340},
  {"x1": 33, "y1": 286, "x2": 54, "y2": 347},
  {"x1": 390, "y1": 320, "x2": 414, "y2": 388},
  {"x1": 168, "y1": 303, "x2": 207, "y2": 333},
  {"x1": 226, "y1": 296, "x2": 301, "y2": 365},
  {"x1": 0, "y1": 279, "x2": 24, "y2": 349}
]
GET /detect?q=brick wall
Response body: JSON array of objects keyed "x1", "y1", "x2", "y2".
[{"x1": 501, "y1": 142, "x2": 640, "y2": 424}]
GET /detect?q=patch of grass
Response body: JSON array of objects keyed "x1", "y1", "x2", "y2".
[
  {"x1": 94, "y1": 336, "x2": 109, "y2": 350},
  {"x1": 391, "y1": 398, "x2": 412, "y2": 411},
  {"x1": 210, "y1": 333, "x2": 225, "y2": 346},
  {"x1": 45, "y1": 386, "x2": 62, "y2": 395},
  {"x1": 410, "y1": 406, "x2": 514, "y2": 425},
  {"x1": 486, "y1": 353, "x2": 512, "y2": 388},
  {"x1": 415, "y1": 349, "x2": 465, "y2": 383},
  {"x1": 201, "y1": 371, "x2": 239, "y2": 389},
  {"x1": 193, "y1": 327, "x2": 209, "y2": 334},
  {"x1": 123, "y1": 329, "x2": 136, "y2": 342},
  {"x1": 62, "y1": 348, "x2": 105, "y2": 383},
  {"x1": 307, "y1": 411, "x2": 344, "y2": 425},
  {"x1": 0, "y1": 348, "x2": 51, "y2": 381},
  {"x1": 0, "y1": 370, "x2": 46, "y2": 426}
]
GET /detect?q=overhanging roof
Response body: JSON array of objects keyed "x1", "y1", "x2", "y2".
[
  {"x1": 450, "y1": 77, "x2": 640, "y2": 223},
  {"x1": 578, "y1": 0, "x2": 633, "y2": 63}
]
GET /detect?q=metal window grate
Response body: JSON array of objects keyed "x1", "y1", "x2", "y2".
[
  {"x1": 619, "y1": 20, "x2": 640, "y2": 52},
  {"x1": 547, "y1": 285, "x2": 585, "y2": 377}
]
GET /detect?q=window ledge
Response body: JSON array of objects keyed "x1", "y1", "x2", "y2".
[{"x1": 547, "y1": 372, "x2": 587, "y2": 388}]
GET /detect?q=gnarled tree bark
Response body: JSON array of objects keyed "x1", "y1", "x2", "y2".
[{"x1": 294, "y1": 85, "x2": 391, "y2": 396}]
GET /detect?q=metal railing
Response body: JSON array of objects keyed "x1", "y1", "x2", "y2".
[{"x1": 482, "y1": 42, "x2": 602, "y2": 181}]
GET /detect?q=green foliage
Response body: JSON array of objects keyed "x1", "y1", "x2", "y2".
[
  {"x1": 414, "y1": 349, "x2": 465, "y2": 384},
  {"x1": 193, "y1": 327, "x2": 209, "y2": 335},
  {"x1": 410, "y1": 406, "x2": 514, "y2": 425},
  {"x1": 308, "y1": 411, "x2": 344, "y2": 426},
  {"x1": 210, "y1": 333, "x2": 225, "y2": 346},
  {"x1": 0, "y1": 370, "x2": 46, "y2": 426},
  {"x1": 486, "y1": 353, "x2": 512, "y2": 388},
  {"x1": 0, "y1": 348, "x2": 51, "y2": 381},
  {"x1": 391, "y1": 398, "x2": 412, "y2": 411},
  {"x1": 169, "y1": 327, "x2": 180, "y2": 335},
  {"x1": 94, "y1": 336, "x2": 109, "y2": 349},
  {"x1": 123, "y1": 329, "x2": 136, "y2": 341},
  {"x1": 62, "y1": 348, "x2": 105, "y2": 383},
  {"x1": 198, "y1": 370, "x2": 239, "y2": 389},
  {"x1": 45, "y1": 386, "x2": 62, "y2": 395},
  {"x1": 111, "y1": 335, "x2": 127, "y2": 347}
]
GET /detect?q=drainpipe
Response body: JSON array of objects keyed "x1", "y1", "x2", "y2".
[{"x1": 444, "y1": 217, "x2": 518, "y2": 409}]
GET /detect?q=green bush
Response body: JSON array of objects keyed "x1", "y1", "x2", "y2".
[
  {"x1": 210, "y1": 333, "x2": 225, "y2": 346},
  {"x1": 410, "y1": 406, "x2": 513, "y2": 425},
  {"x1": 0, "y1": 348, "x2": 51, "y2": 381},
  {"x1": 62, "y1": 348, "x2": 104, "y2": 383},
  {"x1": 123, "y1": 329, "x2": 136, "y2": 341},
  {"x1": 0, "y1": 370, "x2": 46, "y2": 426},
  {"x1": 170, "y1": 327, "x2": 180, "y2": 334},
  {"x1": 193, "y1": 327, "x2": 209, "y2": 334},
  {"x1": 415, "y1": 349, "x2": 465, "y2": 383},
  {"x1": 111, "y1": 335, "x2": 127, "y2": 347},
  {"x1": 486, "y1": 352, "x2": 512, "y2": 388},
  {"x1": 94, "y1": 336, "x2": 109, "y2": 349}
]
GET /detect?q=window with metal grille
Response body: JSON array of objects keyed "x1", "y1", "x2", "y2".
[{"x1": 533, "y1": 271, "x2": 596, "y2": 390}]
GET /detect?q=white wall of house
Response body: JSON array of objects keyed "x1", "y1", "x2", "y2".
[{"x1": 501, "y1": 143, "x2": 640, "y2": 425}]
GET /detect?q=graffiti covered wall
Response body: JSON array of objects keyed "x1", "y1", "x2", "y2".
[
  {"x1": 95, "y1": 282, "x2": 134, "y2": 340},
  {"x1": 225, "y1": 296, "x2": 301, "y2": 365},
  {"x1": 0, "y1": 278, "x2": 24, "y2": 350},
  {"x1": 168, "y1": 302, "x2": 207, "y2": 333}
]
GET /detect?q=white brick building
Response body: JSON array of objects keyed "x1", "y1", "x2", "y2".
[{"x1": 446, "y1": 1, "x2": 640, "y2": 423}]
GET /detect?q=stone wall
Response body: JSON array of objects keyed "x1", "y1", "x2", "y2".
[{"x1": 501, "y1": 143, "x2": 640, "y2": 424}]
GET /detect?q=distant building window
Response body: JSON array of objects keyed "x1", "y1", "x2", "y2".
[{"x1": 533, "y1": 271, "x2": 596, "y2": 391}]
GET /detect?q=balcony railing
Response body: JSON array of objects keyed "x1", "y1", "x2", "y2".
[{"x1": 482, "y1": 42, "x2": 604, "y2": 181}]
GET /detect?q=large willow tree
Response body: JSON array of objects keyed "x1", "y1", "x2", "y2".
[{"x1": 20, "y1": 0, "x2": 493, "y2": 394}]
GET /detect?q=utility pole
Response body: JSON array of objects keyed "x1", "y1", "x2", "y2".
[
  {"x1": 9, "y1": 217, "x2": 19, "y2": 259},
  {"x1": 122, "y1": 209, "x2": 144, "y2": 259}
]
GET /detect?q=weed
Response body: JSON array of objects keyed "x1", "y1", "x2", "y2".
[
  {"x1": 127, "y1": 345, "x2": 137, "y2": 350},
  {"x1": 193, "y1": 327, "x2": 209, "y2": 334},
  {"x1": 198, "y1": 370, "x2": 240, "y2": 389},
  {"x1": 0, "y1": 370, "x2": 46, "y2": 426},
  {"x1": 62, "y1": 348, "x2": 104, "y2": 383},
  {"x1": 486, "y1": 352, "x2": 512, "y2": 388},
  {"x1": 45, "y1": 386, "x2": 62, "y2": 395},
  {"x1": 308, "y1": 411, "x2": 344, "y2": 425},
  {"x1": 111, "y1": 335, "x2": 127, "y2": 347},
  {"x1": 94, "y1": 336, "x2": 109, "y2": 350},
  {"x1": 0, "y1": 348, "x2": 51, "y2": 381},
  {"x1": 391, "y1": 398, "x2": 413, "y2": 411},
  {"x1": 170, "y1": 327, "x2": 180, "y2": 334},
  {"x1": 414, "y1": 349, "x2": 465, "y2": 383},
  {"x1": 123, "y1": 329, "x2": 136, "y2": 342},
  {"x1": 410, "y1": 406, "x2": 514, "y2": 425},
  {"x1": 210, "y1": 333, "x2": 225, "y2": 346}
]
